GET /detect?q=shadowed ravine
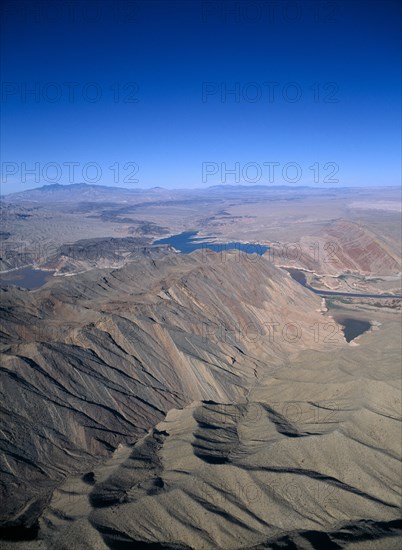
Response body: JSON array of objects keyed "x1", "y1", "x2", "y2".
[{"x1": 0, "y1": 249, "x2": 401, "y2": 549}]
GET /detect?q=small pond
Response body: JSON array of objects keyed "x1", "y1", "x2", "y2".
[
  {"x1": 335, "y1": 318, "x2": 372, "y2": 343},
  {"x1": 0, "y1": 267, "x2": 54, "y2": 290}
]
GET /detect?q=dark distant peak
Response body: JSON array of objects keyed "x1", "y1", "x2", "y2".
[
  {"x1": 40, "y1": 182, "x2": 101, "y2": 190},
  {"x1": 38, "y1": 183, "x2": 63, "y2": 191},
  {"x1": 3, "y1": 182, "x2": 146, "y2": 199},
  {"x1": 68, "y1": 182, "x2": 91, "y2": 189}
]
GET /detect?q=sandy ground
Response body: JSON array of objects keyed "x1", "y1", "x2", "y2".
[{"x1": 4, "y1": 303, "x2": 399, "y2": 549}]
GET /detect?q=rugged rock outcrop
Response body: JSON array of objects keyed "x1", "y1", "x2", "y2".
[
  {"x1": 62, "y1": 320, "x2": 401, "y2": 550},
  {"x1": 0, "y1": 249, "x2": 333, "y2": 534},
  {"x1": 295, "y1": 219, "x2": 401, "y2": 276}
]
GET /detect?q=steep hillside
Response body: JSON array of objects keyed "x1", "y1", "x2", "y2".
[
  {"x1": 0, "y1": 250, "x2": 335, "y2": 534},
  {"x1": 296, "y1": 219, "x2": 401, "y2": 276},
  {"x1": 50, "y1": 317, "x2": 402, "y2": 550}
]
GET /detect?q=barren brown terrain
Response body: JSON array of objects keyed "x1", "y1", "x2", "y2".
[
  {"x1": 2, "y1": 185, "x2": 400, "y2": 296},
  {"x1": 0, "y1": 184, "x2": 401, "y2": 549}
]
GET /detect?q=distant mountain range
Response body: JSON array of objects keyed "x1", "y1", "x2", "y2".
[
  {"x1": 1, "y1": 183, "x2": 172, "y2": 202},
  {"x1": 2, "y1": 182, "x2": 400, "y2": 204}
]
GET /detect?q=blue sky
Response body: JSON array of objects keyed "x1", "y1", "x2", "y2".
[{"x1": 1, "y1": 0, "x2": 401, "y2": 191}]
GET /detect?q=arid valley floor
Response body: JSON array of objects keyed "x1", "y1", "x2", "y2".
[{"x1": 0, "y1": 184, "x2": 401, "y2": 549}]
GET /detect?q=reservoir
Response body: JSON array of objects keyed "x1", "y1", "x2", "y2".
[
  {"x1": 285, "y1": 270, "x2": 373, "y2": 341},
  {"x1": 0, "y1": 267, "x2": 54, "y2": 290},
  {"x1": 335, "y1": 318, "x2": 372, "y2": 343},
  {"x1": 154, "y1": 231, "x2": 269, "y2": 255}
]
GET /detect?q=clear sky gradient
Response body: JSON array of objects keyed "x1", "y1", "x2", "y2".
[{"x1": 1, "y1": 0, "x2": 401, "y2": 191}]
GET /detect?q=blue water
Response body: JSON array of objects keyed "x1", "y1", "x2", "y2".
[
  {"x1": 154, "y1": 231, "x2": 269, "y2": 255},
  {"x1": 335, "y1": 318, "x2": 372, "y2": 342},
  {"x1": 0, "y1": 267, "x2": 54, "y2": 290}
]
